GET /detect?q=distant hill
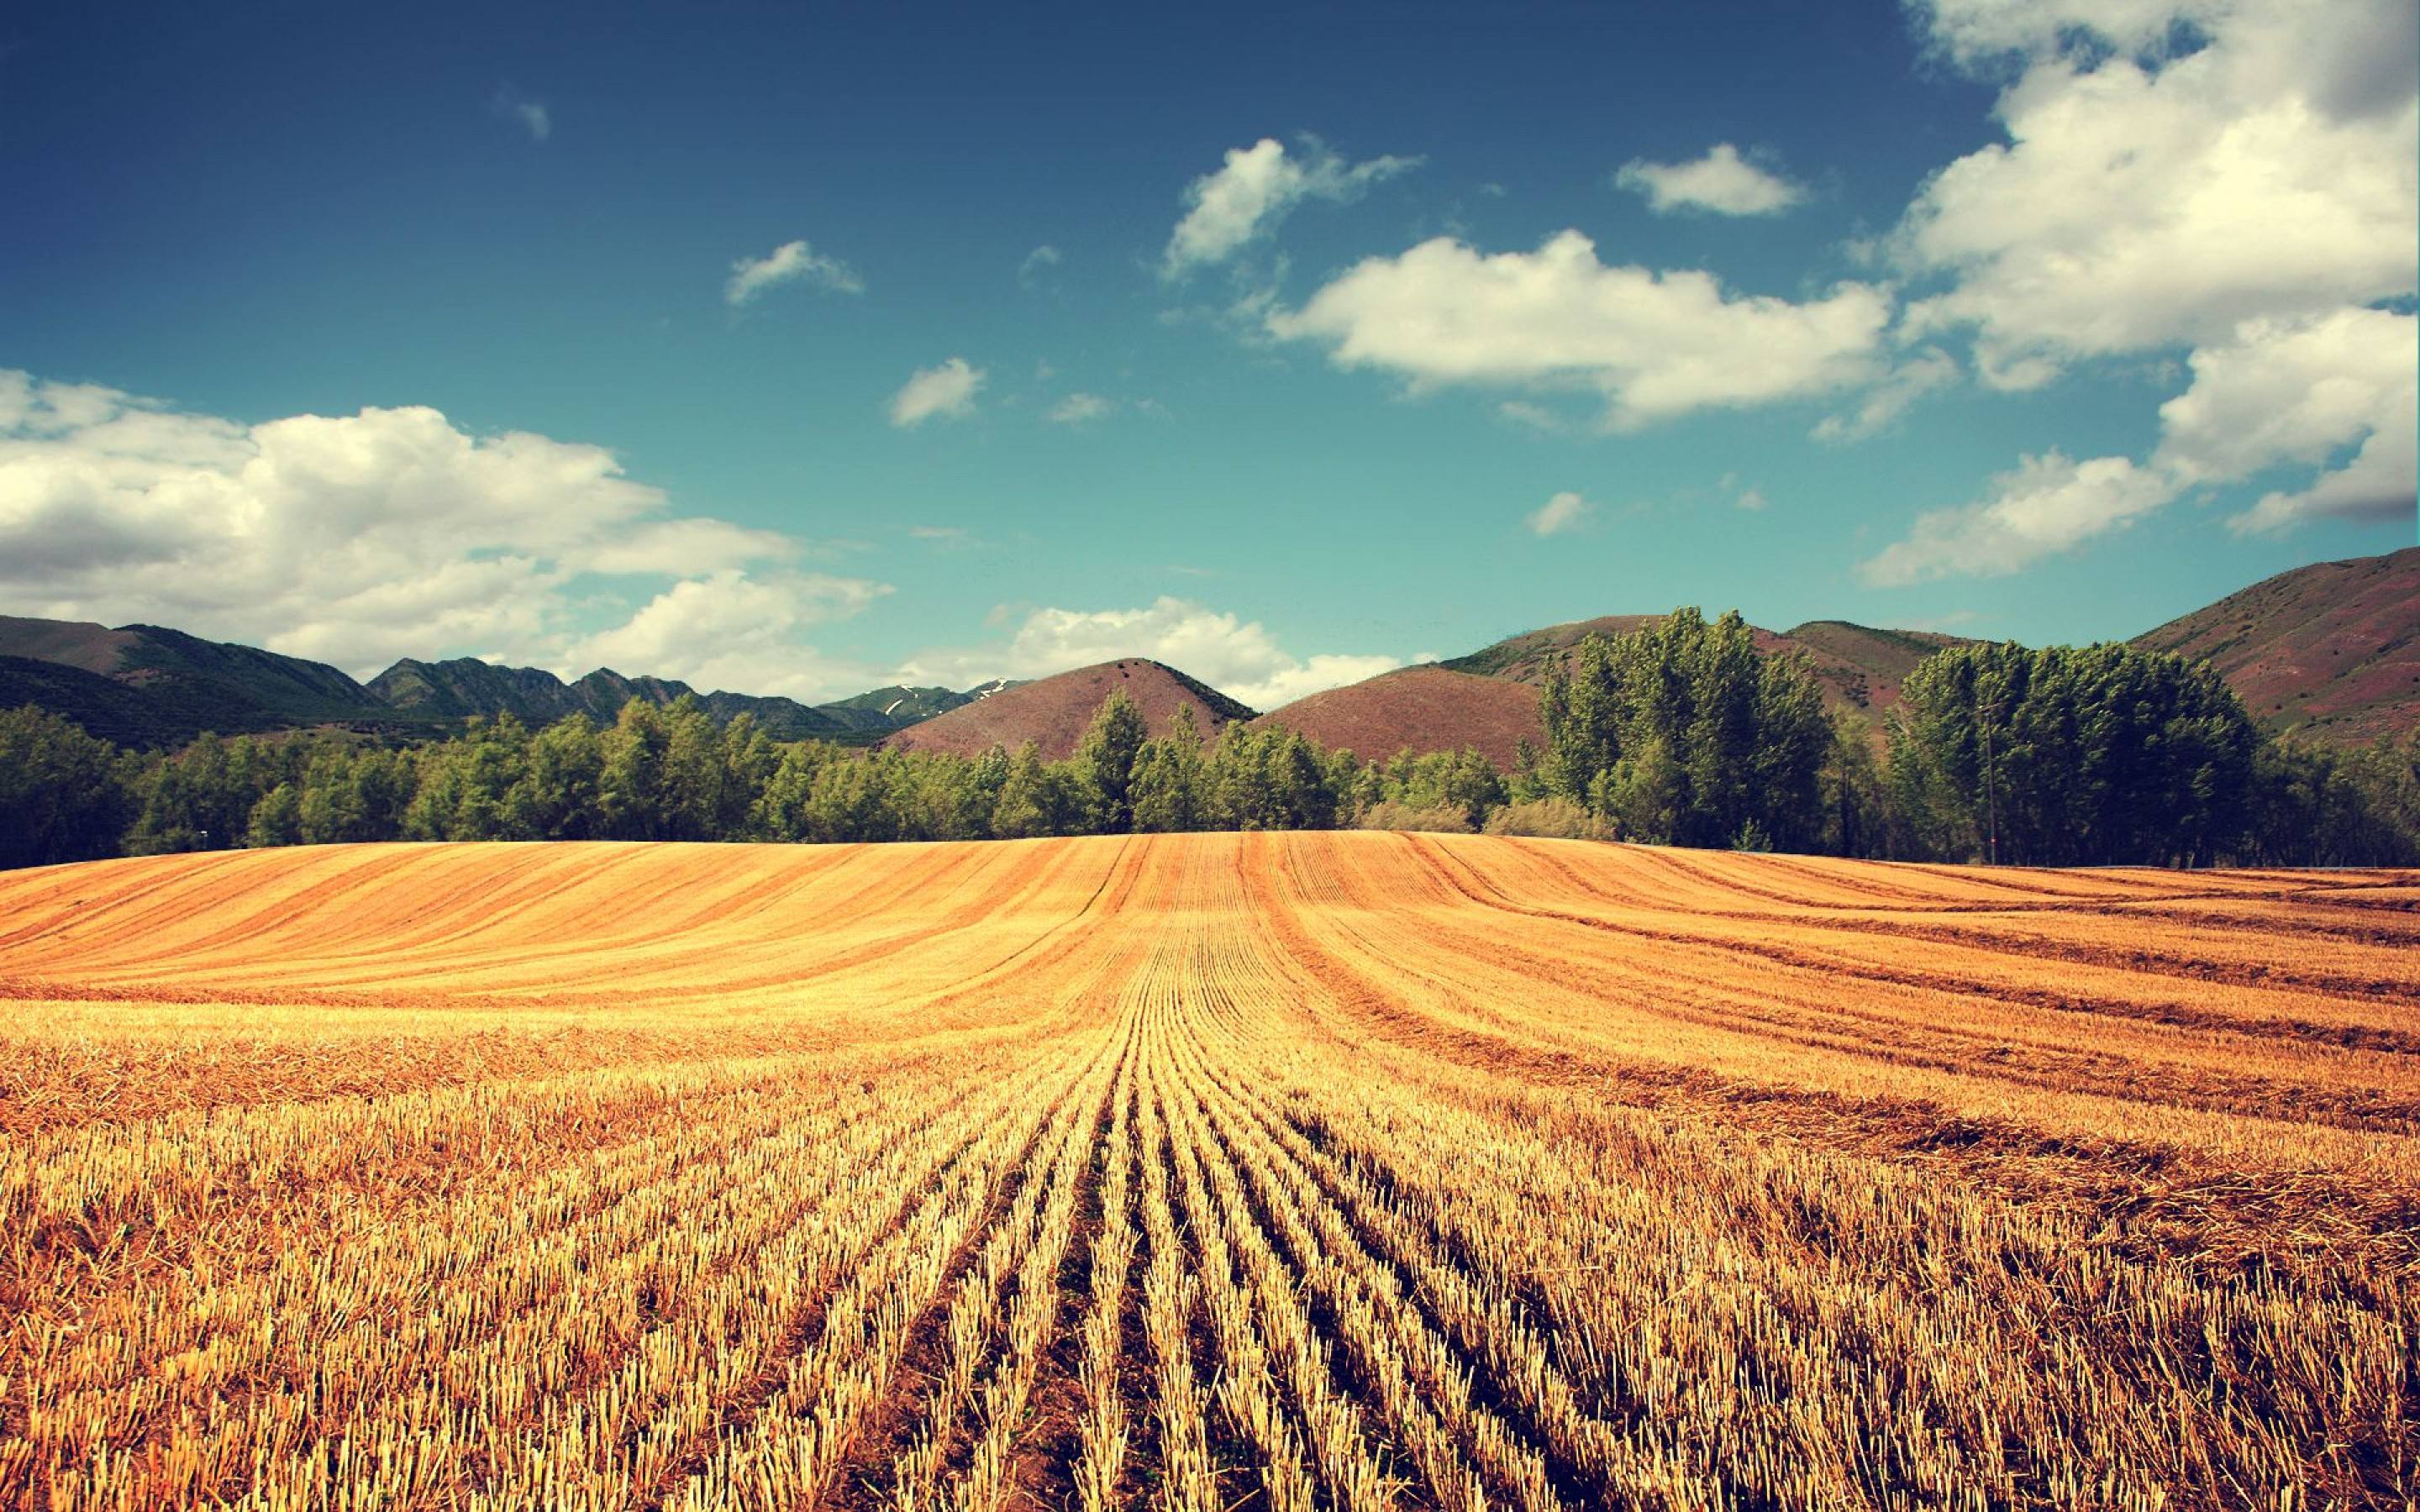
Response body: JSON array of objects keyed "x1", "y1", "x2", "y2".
[
  {"x1": 819, "y1": 680, "x2": 1027, "y2": 725},
  {"x1": 366, "y1": 656, "x2": 874, "y2": 743},
  {"x1": 0, "y1": 615, "x2": 438, "y2": 746},
  {"x1": 1253, "y1": 666, "x2": 1544, "y2": 767},
  {"x1": 0, "y1": 654, "x2": 257, "y2": 748},
  {"x1": 10, "y1": 548, "x2": 2408, "y2": 759},
  {"x1": 1443, "y1": 612, "x2": 1970, "y2": 722},
  {"x1": 2132, "y1": 546, "x2": 2419, "y2": 743},
  {"x1": 879, "y1": 659, "x2": 1256, "y2": 760},
  {"x1": 0, "y1": 615, "x2": 1009, "y2": 748}
]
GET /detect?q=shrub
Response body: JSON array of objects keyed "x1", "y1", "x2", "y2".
[
  {"x1": 1355, "y1": 801, "x2": 1476, "y2": 834},
  {"x1": 1483, "y1": 797, "x2": 1614, "y2": 841}
]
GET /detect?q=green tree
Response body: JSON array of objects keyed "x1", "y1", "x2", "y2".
[
  {"x1": 505, "y1": 714, "x2": 605, "y2": 840},
  {"x1": 988, "y1": 743, "x2": 1053, "y2": 838},
  {"x1": 404, "y1": 715, "x2": 529, "y2": 841},
  {"x1": 128, "y1": 732, "x2": 256, "y2": 853},
  {"x1": 1078, "y1": 690, "x2": 1150, "y2": 833},
  {"x1": 1539, "y1": 609, "x2": 1829, "y2": 850},
  {"x1": 751, "y1": 743, "x2": 833, "y2": 841},
  {"x1": 1129, "y1": 707, "x2": 1207, "y2": 833},
  {"x1": 1602, "y1": 736, "x2": 1685, "y2": 844},
  {"x1": 1818, "y1": 713, "x2": 1890, "y2": 858},
  {"x1": 0, "y1": 706, "x2": 139, "y2": 869},
  {"x1": 597, "y1": 701, "x2": 670, "y2": 840},
  {"x1": 1890, "y1": 641, "x2": 2260, "y2": 866},
  {"x1": 245, "y1": 781, "x2": 303, "y2": 848}
]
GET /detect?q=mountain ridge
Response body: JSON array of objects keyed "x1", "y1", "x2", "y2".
[
  {"x1": 0, "y1": 618, "x2": 1013, "y2": 748},
  {"x1": 2132, "y1": 546, "x2": 2417, "y2": 743},
  {"x1": 876, "y1": 659, "x2": 1257, "y2": 761},
  {"x1": 5, "y1": 549, "x2": 2409, "y2": 756}
]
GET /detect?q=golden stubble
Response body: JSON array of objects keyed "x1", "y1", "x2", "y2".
[{"x1": 2, "y1": 832, "x2": 2413, "y2": 1508}]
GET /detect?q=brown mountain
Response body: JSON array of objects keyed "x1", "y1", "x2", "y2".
[
  {"x1": 2132, "y1": 546, "x2": 2419, "y2": 743},
  {"x1": 876, "y1": 659, "x2": 1257, "y2": 760},
  {"x1": 1252, "y1": 666, "x2": 1544, "y2": 767},
  {"x1": 1442, "y1": 613, "x2": 1970, "y2": 722}
]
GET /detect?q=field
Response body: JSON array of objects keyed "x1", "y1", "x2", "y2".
[{"x1": 2, "y1": 832, "x2": 2416, "y2": 1509}]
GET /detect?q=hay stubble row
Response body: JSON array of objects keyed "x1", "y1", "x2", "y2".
[{"x1": 2, "y1": 832, "x2": 2415, "y2": 1508}]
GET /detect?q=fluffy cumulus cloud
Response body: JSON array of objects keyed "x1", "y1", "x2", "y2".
[
  {"x1": 560, "y1": 572, "x2": 890, "y2": 700},
  {"x1": 1897, "y1": 0, "x2": 2414, "y2": 375},
  {"x1": 1859, "y1": 307, "x2": 2417, "y2": 579},
  {"x1": 1162, "y1": 136, "x2": 1421, "y2": 278},
  {"x1": 0, "y1": 370, "x2": 886, "y2": 695},
  {"x1": 1526, "y1": 491, "x2": 1591, "y2": 536},
  {"x1": 1614, "y1": 143, "x2": 1807, "y2": 216},
  {"x1": 1267, "y1": 230, "x2": 1889, "y2": 429},
  {"x1": 2155, "y1": 307, "x2": 2419, "y2": 533},
  {"x1": 1860, "y1": 0, "x2": 2417, "y2": 575},
  {"x1": 889, "y1": 358, "x2": 985, "y2": 428},
  {"x1": 898, "y1": 596, "x2": 1398, "y2": 711},
  {"x1": 725, "y1": 239, "x2": 865, "y2": 306},
  {"x1": 1857, "y1": 451, "x2": 2179, "y2": 585}
]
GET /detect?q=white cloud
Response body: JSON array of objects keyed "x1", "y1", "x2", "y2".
[
  {"x1": 725, "y1": 239, "x2": 865, "y2": 306},
  {"x1": 578, "y1": 517, "x2": 799, "y2": 576},
  {"x1": 1856, "y1": 451, "x2": 2178, "y2": 585},
  {"x1": 889, "y1": 358, "x2": 985, "y2": 428},
  {"x1": 898, "y1": 596, "x2": 1398, "y2": 711},
  {"x1": 1812, "y1": 348, "x2": 1960, "y2": 443},
  {"x1": 1163, "y1": 136, "x2": 1422, "y2": 278},
  {"x1": 1018, "y1": 244, "x2": 1062, "y2": 285},
  {"x1": 1863, "y1": 308, "x2": 2417, "y2": 575},
  {"x1": 492, "y1": 85, "x2": 550, "y2": 141},
  {"x1": 908, "y1": 524, "x2": 968, "y2": 543},
  {"x1": 1896, "y1": 0, "x2": 2417, "y2": 381},
  {"x1": 2153, "y1": 306, "x2": 2418, "y2": 533},
  {"x1": 561, "y1": 572, "x2": 889, "y2": 699},
  {"x1": 1733, "y1": 486, "x2": 1768, "y2": 512},
  {"x1": 1914, "y1": 0, "x2": 2236, "y2": 69},
  {"x1": 1859, "y1": 0, "x2": 2416, "y2": 576},
  {"x1": 1527, "y1": 491, "x2": 1591, "y2": 535},
  {"x1": 1267, "y1": 230, "x2": 1889, "y2": 429},
  {"x1": 1614, "y1": 144, "x2": 1807, "y2": 216},
  {"x1": 1045, "y1": 392, "x2": 1114, "y2": 424},
  {"x1": 0, "y1": 370, "x2": 886, "y2": 696}
]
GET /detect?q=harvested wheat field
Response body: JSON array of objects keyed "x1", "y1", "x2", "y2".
[{"x1": 3, "y1": 832, "x2": 2417, "y2": 1510}]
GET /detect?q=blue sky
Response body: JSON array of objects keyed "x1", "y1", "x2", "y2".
[{"x1": 3, "y1": 0, "x2": 2412, "y2": 706}]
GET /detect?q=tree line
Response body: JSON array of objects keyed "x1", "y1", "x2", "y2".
[{"x1": 4, "y1": 608, "x2": 2414, "y2": 871}]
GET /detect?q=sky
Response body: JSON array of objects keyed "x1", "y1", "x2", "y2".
[{"x1": 2, "y1": 0, "x2": 2413, "y2": 709}]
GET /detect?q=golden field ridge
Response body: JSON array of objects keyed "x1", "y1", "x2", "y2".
[{"x1": 2, "y1": 832, "x2": 2416, "y2": 1508}]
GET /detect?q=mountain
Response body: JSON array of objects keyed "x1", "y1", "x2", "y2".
[
  {"x1": 817, "y1": 681, "x2": 1029, "y2": 727},
  {"x1": 11, "y1": 548, "x2": 2408, "y2": 759},
  {"x1": 1443, "y1": 613, "x2": 1971, "y2": 722},
  {"x1": 366, "y1": 656, "x2": 873, "y2": 742},
  {"x1": 820, "y1": 679, "x2": 1028, "y2": 724},
  {"x1": 0, "y1": 615, "x2": 432, "y2": 745},
  {"x1": 365, "y1": 657, "x2": 604, "y2": 723},
  {"x1": 1252, "y1": 666, "x2": 1545, "y2": 767},
  {"x1": 0, "y1": 654, "x2": 258, "y2": 748},
  {"x1": 2131, "y1": 546, "x2": 2419, "y2": 743},
  {"x1": 877, "y1": 659, "x2": 1256, "y2": 760},
  {"x1": 0, "y1": 616, "x2": 998, "y2": 748}
]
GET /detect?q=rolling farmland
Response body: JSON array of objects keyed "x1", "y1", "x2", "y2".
[{"x1": 2, "y1": 832, "x2": 2416, "y2": 1509}]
